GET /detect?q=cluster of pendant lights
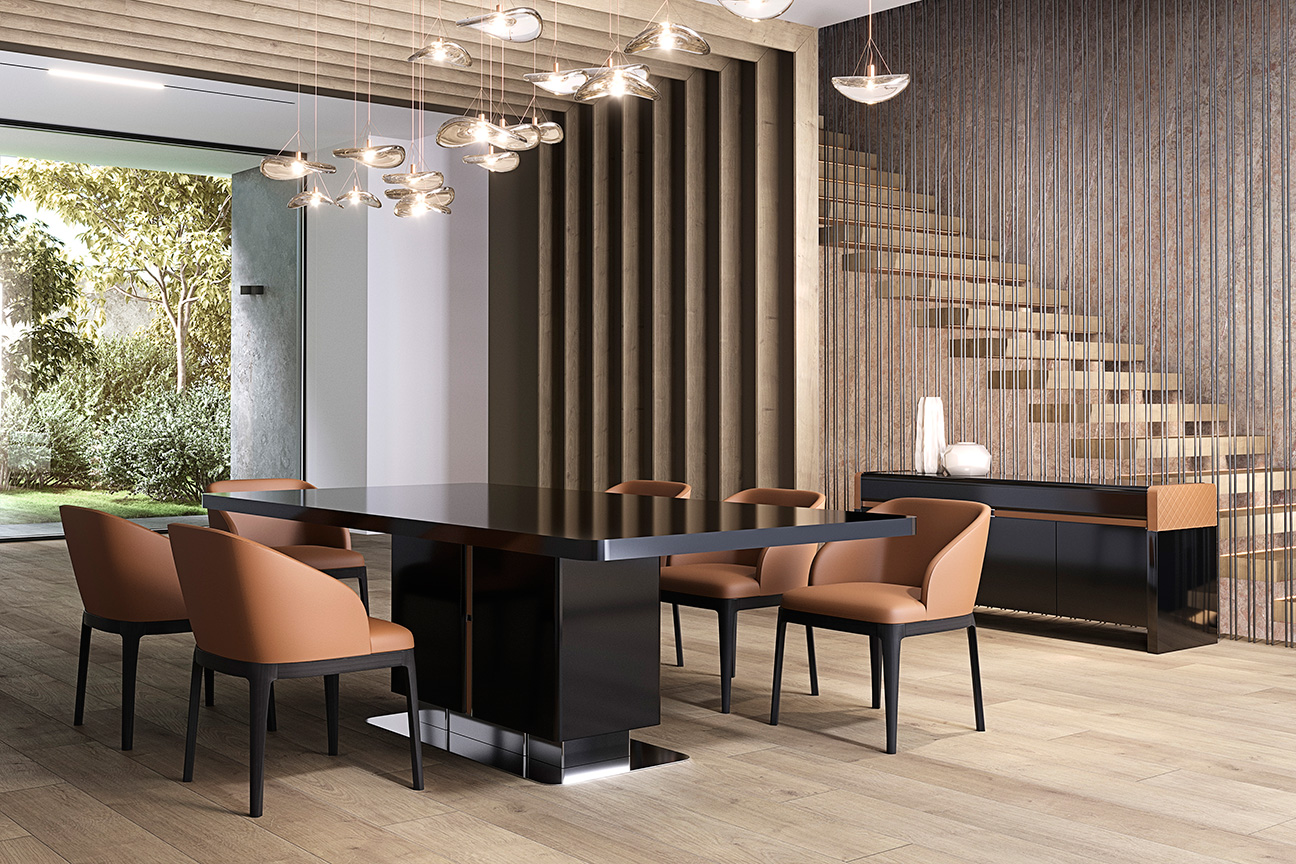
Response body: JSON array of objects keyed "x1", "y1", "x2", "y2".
[{"x1": 261, "y1": 1, "x2": 906, "y2": 214}]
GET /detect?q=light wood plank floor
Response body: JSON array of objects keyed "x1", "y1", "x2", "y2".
[{"x1": 1, "y1": 534, "x2": 1295, "y2": 863}]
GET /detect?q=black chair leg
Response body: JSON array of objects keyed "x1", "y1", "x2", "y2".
[
  {"x1": 267, "y1": 683, "x2": 277, "y2": 732},
  {"x1": 968, "y1": 625, "x2": 985, "y2": 732},
  {"x1": 672, "y1": 603, "x2": 684, "y2": 667},
  {"x1": 769, "y1": 611, "x2": 788, "y2": 725},
  {"x1": 74, "y1": 623, "x2": 91, "y2": 726},
  {"x1": 402, "y1": 654, "x2": 424, "y2": 791},
  {"x1": 357, "y1": 570, "x2": 370, "y2": 613},
  {"x1": 324, "y1": 675, "x2": 340, "y2": 756},
  {"x1": 204, "y1": 667, "x2": 215, "y2": 707},
  {"x1": 248, "y1": 669, "x2": 275, "y2": 818},
  {"x1": 806, "y1": 626, "x2": 819, "y2": 696},
  {"x1": 718, "y1": 605, "x2": 737, "y2": 714},
  {"x1": 880, "y1": 626, "x2": 902, "y2": 754},
  {"x1": 869, "y1": 635, "x2": 882, "y2": 710},
  {"x1": 183, "y1": 658, "x2": 203, "y2": 782},
  {"x1": 119, "y1": 631, "x2": 141, "y2": 751}
]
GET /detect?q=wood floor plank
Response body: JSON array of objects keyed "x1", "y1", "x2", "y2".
[{"x1": 0, "y1": 836, "x2": 69, "y2": 864}]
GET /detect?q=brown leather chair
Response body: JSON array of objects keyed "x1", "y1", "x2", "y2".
[
  {"x1": 60, "y1": 506, "x2": 214, "y2": 751},
  {"x1": 168, "y1": 523, "x2": 422, "y2": 818},
  {"x1": 606, "y1": 479, "x2": 693, "y2": 667},
  {"x1": 206, "y1": 478, "x2": 369, "y2": 612},
  {"x1": 659, "y1": 487, "x2": 826, "y2": 714},
  {"x1": 605, "y1": 479, "x2": 692, "y2": 499},
  {"x1": 770, "y1": 497, "x2": 992, "y2": 753}
]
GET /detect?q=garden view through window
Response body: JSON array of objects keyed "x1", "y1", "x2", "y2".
[{"x1": 0, "y1": 156, "x2": 233, "y2": 532}]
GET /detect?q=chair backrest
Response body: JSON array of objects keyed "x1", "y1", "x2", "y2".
[
  {"x1": 669, "y1": 487, "x2": 827, "y2": 576},
  {"x1": 168, "y1": 524, "x2": 371, "y2": 664},
  {"x1": 809, "y1": 497, "x2": 992, "y2": 618},
  {"x1": 60, "y1": 505, "x2": 188, "y2": 623},
  {"x1": 206, "y1": 478, "x2": 349, "y2": 550},
  {"x1": 605, "y1": 480, "x2": 692, "y2": 499}
]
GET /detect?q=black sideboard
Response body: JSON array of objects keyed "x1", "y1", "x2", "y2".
[{"x1": 856, "y1": 472, "x2": 1219, "y2": 653}]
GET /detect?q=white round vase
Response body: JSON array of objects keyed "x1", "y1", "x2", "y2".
[{"x1": 942, "y1": 442, "x2": 992, "y2": 477}]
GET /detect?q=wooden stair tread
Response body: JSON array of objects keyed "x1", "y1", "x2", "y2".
[
  {"x1": 1071, "y1": 436, "x2": 1269, "y2": 460},
  {"x1": 818, "y1": 144, "x2": 880, "y2": 168},
  {"x1": 952, "y1": 338, "x2": 1145, "y2": 363},
  {"x1": 1029, "y1": 404, "x2": 1229, "y2": 423},
  {"x1": 819, "y1": 162, "x2": 906, "y2": 188},
  {"x1": 821, "y1": 225, "x2": 1000, "y2": 257},
  {"x1": 989, "y1": 370, "x2": 1181, "y2": 390},
  {"x1": 1208, "y1": 470, "x2": 1294, "y2": 495},
  {"x1": 927, "y1": 307, "x2": 1099, "y2": 334},
  {"x1": 818, "y1": 179, "x2": 935, "y2": 210},
  {"x1": 877, "y1": 276, "x2": 1068, "y2": 308},
  {"x1": 846, "y1": 251, "x2": 1031, "y2": 283},
  {"x1": 1218, "y1": 507, "x2": 1296, "y2": 542},
  {"x1": 819, "y1": 201, "x2": 964, "y2": 234}
]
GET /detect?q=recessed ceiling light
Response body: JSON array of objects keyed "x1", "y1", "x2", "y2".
[{"x1": 48, "y1": 68, "x2": 165, "y2": 90}]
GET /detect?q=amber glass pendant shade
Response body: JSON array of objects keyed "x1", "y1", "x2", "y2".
[
  {"x1": 625, "y1": 22, "x2": 710, "y2": 56},
  {"x1": 456, "y1": 7, "x2": 543, "y2": 43},
  {"x1": 502, "y1": 123, "x2": 542, "y2": 151},
  {"x1": 408, "y1": 38, "x2": 473, "y2": 68},
  {"x1": 436, "y1": 116, "x2": 526, "y2": 149},
  {"x1": 386, "y1": 186, "x2": 455, "y2": 208},
  {"x1": 383, "y1": 170, "x2": 445, "y2": 190},
  {"x1": 288, "y1": 185, "x2": 337, "y2": 209},
  {"x1": 260, "y1": 154, "x2": 336, "y2": 180},
  {"x1": 463, "y1": 150, "x2": 521, "y2": 173},
  {"x1": 394, "y1": 193, "x2": 451, "y2": 217},
  {"x1": 575, "y1": 66, "x2": 660, "y2": 103},
  {"x1": 338, "y1": 187, "x2": 382, "y2": 208},
  {"x1": 537, "y1": 121, "x2": 564, "y2": 144},
  {"x1": 523, "y1": 68, "x2": 589, "y2": 96},
  {"x1": 332, "y1": 143, "x2": 406, "y2": 169},
  {"x1": 717, "y1": 0, "x2": 795, "y2": 21}
]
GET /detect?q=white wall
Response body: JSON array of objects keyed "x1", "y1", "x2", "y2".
[{"x1": 306, "y1": 130, "x2": 490, "y2": 489}]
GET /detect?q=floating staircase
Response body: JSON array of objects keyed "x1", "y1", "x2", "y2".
[{"x1": 820, "y1": 118, "x2": 1289, "y2": 636}]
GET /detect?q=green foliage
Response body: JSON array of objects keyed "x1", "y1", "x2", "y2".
[
  {"x1": 3, "y1": 161, "x2": 232, "y2": 390},
  {"x1": 97, "y1": 382, "x2": 230, "y2": 503},
  {"x1": 1, "y1": 385, "x2": 95, "y2": 489},
  {"x1": 53, "y1": 335, "x2": 174, "y2": 427}
]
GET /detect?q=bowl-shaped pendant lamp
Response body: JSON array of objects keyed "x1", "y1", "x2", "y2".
[
  {"x1": 394, "y1": 193, "x2": 452, "y2": 217},
  {"x1": 436, "y1": 115, "x2": 527, "y2": 149},
  {"x1": 832, "y1": 67, "x2": 910, "y2": 105},
  {"x1": 625, "y1": 22, "x2": 710, "y2": 56},
  {"x1": 523, "y1": 67, "x2": 589, "y2": 96},
  {"x1": 717, "y1": 0, "x2": 795, "y2": 21},
  {"x1": 288, "y1": 183, "x2": 338, "y2": 209},
  {"x1": 537, "y1": 121, "x2": 564, "y2": 144},
  {"x1": 387, "y1": 185, "x2": 456, "y2": 208},
  {"x1": 408, "y1": 38, "x2": 473, "y2": 68},
  {"x1": 575, "y1": 66, "x2": 660, "y2": 103},
  {"x1": 260, "y1": 153, "x2": 336, "y2": 180},
  {"x1": 383, "y1": 170, "x2": 445, "y2": 191},
  {"x1": 456, "y1": 7, "x2": 543, "y2": 43},
  {"x1": 502, "y1": 122, "x2": 542, "y2": 151},
  {"x1": 338, "y1": 187, "x2": 382, "y2": 208},
  {"x1": 332, "y1": 143, "x2": 407, "y2": 169},
  {"x1": 463, "y1": 150, "x2": 521, "y2": 173}
]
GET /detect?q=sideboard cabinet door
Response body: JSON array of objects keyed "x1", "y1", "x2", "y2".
[{"x1": 979, "y1": 517, "x2": 1057, "y2": 615}]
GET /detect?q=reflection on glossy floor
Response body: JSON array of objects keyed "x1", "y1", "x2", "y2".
[{"x1": 1, "y1": 534, "x2": 1295, "y2": 863}]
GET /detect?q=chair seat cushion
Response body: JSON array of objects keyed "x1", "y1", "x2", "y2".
[
  {"x1": 368, "y1": 617, "x2": 415, "y2": 653},
  {"x1": 781, "y1": 582, "x2": 929, "y2": 624},
  {"x1": 660, "y1": 563, "x2": 761, "y2": 599},
  {"x1": 276, "y1": 545, "x2": 365, "y2": 572}
]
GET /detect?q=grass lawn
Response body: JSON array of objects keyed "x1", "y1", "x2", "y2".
[{"x1": 0, "y1": 488, "x2": 203, "y2": 525}]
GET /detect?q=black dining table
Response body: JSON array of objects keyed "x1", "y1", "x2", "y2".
[{"x1": 203, "y1": 482, "x2": 914, "y2": 783}]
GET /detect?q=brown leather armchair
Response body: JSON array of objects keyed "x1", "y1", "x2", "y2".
[
  {"x1": 659, "y1": 487, "x2": 826, "y2": 713},
  {"x1": 206, "y1": 478, "x2": 370, "y2": 611},
  {"x1": 770, "y1": 497, "x2": 992, "y2": 753},
  {"x1": 168, "y1": 524, "x2": 423, "y2": 818},
  {"x1": 60, "y1": 506, "x2": 214, "y2": 751}
]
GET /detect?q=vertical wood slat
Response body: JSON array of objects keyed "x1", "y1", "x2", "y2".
[
  {"x1": 718, "y1": 62, "x2": 742, "y2": 499},
  {"x1": 652, "y1": 83, "x2": 675, "y2": 481},
  {"x1": 592, "y1": 102, "x2": 611, "y2": 492},
  {"x1": 684, "y1": 72, "x2": 708, "y2": 497},
  {"x1": 621, "y1": 102, "x2": 643, "y2": 481},
  {"x1": 754, "y1": 50, "x2": 781, "y2": 487},
  {"x1": 792, "y1": 34, "x2": 822, "y2": 494},
  {"x1": 563, "y1": 109, "x2": 582, "y2": 490},
  {"x1": 537, "y1": 141, "x2": 554, "y2": 487}
]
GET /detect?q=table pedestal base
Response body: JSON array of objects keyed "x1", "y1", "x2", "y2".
[{"x1": 368, "y1": 707, "x2": 688, "y2": 784}]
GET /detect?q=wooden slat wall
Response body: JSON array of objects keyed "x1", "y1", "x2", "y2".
[{"x1": 535, "y1": 49, "x2": 814, "y2": 500}]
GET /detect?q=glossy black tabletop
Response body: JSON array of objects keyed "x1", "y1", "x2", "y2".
[{"x1": 203, "y1": 483, "x2": 913, "y2": 561}]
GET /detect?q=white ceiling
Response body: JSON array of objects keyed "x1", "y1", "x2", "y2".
[{"x1": 696, "y1": 0, "x2": 922, "y2": 28}]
